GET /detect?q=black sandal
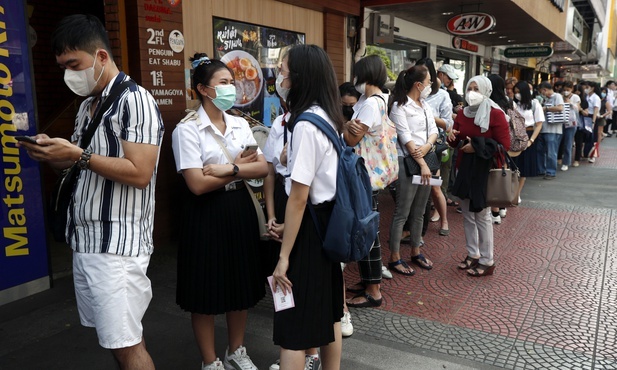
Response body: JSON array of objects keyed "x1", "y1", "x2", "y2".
[
  {"x1": 458, "y1": 256, "x2": 479, "y2": 270},
  {"x1": 467, "y1": 263, "x2": 496, "y2": 277},
  {"x1": 347, "y1": 293, "x2": 383, "y2": 308}
]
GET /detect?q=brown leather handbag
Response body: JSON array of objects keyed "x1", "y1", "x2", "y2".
[{"x1": 486, "y1": 146, "x2": 520, "y2": 208}]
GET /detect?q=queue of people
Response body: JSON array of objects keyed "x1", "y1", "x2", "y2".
[{"x1": 25, "y1": 13, "x2": 610, "y2": 370}]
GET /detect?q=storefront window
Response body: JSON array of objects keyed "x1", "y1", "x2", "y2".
[{"x1": 369, "y1": 38, "x2": 426, "y2": 77}]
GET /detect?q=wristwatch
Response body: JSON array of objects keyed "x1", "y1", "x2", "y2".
[
  {"x1": 231, "y1": 163, "x2": 239, "y2": 176},
  {"x1": 77, "y1": 149, "x2": 92, "y2": 170}
]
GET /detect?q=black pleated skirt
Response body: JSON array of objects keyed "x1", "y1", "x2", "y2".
[
  {"x1": 513, "y1": 130, "x2": 540, "y2": 177},
  {"x1": 273, "y1": 201, "x2": 344, "y2": 350},
  {"x1": 176, "y1": 185, "x2": 265, "y2": 315}
]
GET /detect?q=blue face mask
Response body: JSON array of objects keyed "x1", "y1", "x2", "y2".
[
  {"x1": 602, "y1": 92, "x2": 607, "y2": 99},
  {"x1": 207, "y1": 84, "x2": 236, "y2": 111}
]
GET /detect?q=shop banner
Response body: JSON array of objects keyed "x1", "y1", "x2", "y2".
[
  {"x1": 211, "y1": 17, "x2": 305, "y2": 127},
  {"x1": 0, "y1": 0, "x2": 49, "y2": 292}
]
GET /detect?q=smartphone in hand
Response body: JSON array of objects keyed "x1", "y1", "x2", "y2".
[
  {"x1": 15, "y1": 136, "x2": 39, "y2": 145},
  {"x1": 241, "y1": 144, "x2": 259, "y2": 158}
]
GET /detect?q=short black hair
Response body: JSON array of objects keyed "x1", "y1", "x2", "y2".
[
  {"x1": 514, "y1": 80, "x2": 532, "y2": 110},
  {"x1": 539, "y1": 81, "x2": 553, "y2": 90},
  {"x1": 189, "y1": 53, "x2": 233, "y2": 102},
  {"x1": 353, "y1": 55, "x2": 387, "y2": 88},
  {"x1": 51, "y1": 14, "x2": 113, "y2": 58},
  {"x1": 339, "y1": 82, "x2": 360, "y2": 100}
]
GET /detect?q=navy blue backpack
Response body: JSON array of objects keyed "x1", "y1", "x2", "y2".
[{"x1": 295, "y1": 112, "x2": 379, "y2": 263}]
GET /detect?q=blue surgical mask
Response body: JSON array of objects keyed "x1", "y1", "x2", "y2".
[
  {"x1": 602, "y1": 92, "x2": 607, "y2": 99},
  {"x1": 207, "y1": 84, "x2": 236, "y2": 111}
]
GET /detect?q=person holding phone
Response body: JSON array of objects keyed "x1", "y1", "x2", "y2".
[
  {"x1": 20, "y1": 15, "x2": 164, "y2": 369},
  {"x1": 172, "y1": 53, "x2": 268, "y2": 370}
]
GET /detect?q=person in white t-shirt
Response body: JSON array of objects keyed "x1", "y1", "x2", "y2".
[{"x1": 343, "y1": 55, "x2": 392, "y2": 310}]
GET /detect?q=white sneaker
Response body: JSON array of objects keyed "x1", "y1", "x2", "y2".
[
  {"x1": 269, "y1": 360, "x2": 280, "y2": 370},
  {"x1": 203, "y1": 358, "x2": 225, "y2": 370},
  {"x1": 491, "y1": 214, "x2": 501, "y2": 225},
  {"x1": 341, "y1": 311, "x2": 353, "y2": 337},
  {"x1": 588, "y1": 157, "x2": 596, "y2": 163},
  {"x1": 305, "y1": 355, "x2": 322, "y2": 370},
  {"x1": 518, "y1": 196, "x2": 522, "y2": 204},
  {"x1": 381, "y1": 264, "x2": 393, "y2": 279},
  {"x1": 499, "y1": 208, "x2": 507, "y2": 218},
  {"x1": 224, "y1": 346, "x2": 257, "y2": 370},
  {"x1": 561, "y1": 165, "x2": 569, "y2": 171}
]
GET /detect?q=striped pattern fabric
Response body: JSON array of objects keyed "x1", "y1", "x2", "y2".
[
  {"x1": 544, "y1": 102, "x2": 570, "y2": 125},
  {"x1": 68, "y1": 72, "x2": 164, "y2": 256}
]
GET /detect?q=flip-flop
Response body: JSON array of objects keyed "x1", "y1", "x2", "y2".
[
  {"x1": 447, "y1": 200, "x2": 460, "y2": 207},
  {"x1": 410, "y1": 254, "x2": 433, "y2": 270},
  {"x1": 346, "y1": 292, "x2": 383, "y2": 308},
  {"x1": 387, "y1": 259, "x2": 415, "y2": 276}
]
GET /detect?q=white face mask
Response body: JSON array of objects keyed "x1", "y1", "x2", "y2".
[
  {"x1": 466, "y1": 90, "x2": 484, "y2": 107},
  {"x1": 275, "y1": 73, "x2": 290, "y2": 101},
  {"x1": 64, "y1": 51, "x2": 104, "y2": 97},
  {"x1": 419, "y1": 83, "x2": 431, "y2": 99},
  {"x1": 355, "y1": 82, "x2": 366, "y2": 95},
  {"x1": 563, "y1": 90, "x2": 571, "y2": 96},
  {"x1": 514, "y1": 93, "x2": 521, "y2": 101}
]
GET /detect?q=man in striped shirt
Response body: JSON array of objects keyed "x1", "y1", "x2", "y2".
[{"x1": 23, "y1": 14, "x2": 163, "y2": 370}]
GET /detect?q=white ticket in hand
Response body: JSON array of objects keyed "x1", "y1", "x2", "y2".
[
  {"x1": 412, "y1": 175, "x2": 443, "y2": 186},
  {"x1": 267, "y1": 275, "x2": 295, "y2": 312}
]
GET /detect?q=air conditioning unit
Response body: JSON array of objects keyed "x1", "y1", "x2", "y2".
[{"x1": 367, "y1": 12, "x2": 394, "y2": 45}]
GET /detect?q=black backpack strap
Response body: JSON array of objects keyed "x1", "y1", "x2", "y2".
[{"x1": 79, "y1": 80, "x2": 135, "y2": 149}]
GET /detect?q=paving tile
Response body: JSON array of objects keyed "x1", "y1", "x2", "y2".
[{"x1": 511, "y1": 338, "x2": 594, "y2": 370}]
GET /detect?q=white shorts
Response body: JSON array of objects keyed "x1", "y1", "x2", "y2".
[{"x1": 73, "y1": 251, "x2": 152, "y2": 349}]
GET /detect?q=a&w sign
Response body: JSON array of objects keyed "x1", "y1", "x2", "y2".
[{"x1": 446, "y1": 13, "x2": 496, "y2": 36}]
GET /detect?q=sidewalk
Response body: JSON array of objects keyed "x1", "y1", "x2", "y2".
[{"x1": 1, "y1": 138, "x2": 616, "y2": 370}]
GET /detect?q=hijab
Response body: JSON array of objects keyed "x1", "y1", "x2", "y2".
[{"x1": 463, "y1": 75, "x2": 504, "y2": 133}]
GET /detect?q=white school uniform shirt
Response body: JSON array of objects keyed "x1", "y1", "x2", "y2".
[
  {"x1": 515, "y1": 100, "x2": 545, "y2": 127},
  {"x1": 172, "y1": 106, "x2": 261, "y2": 177},
  {"x1": 286, "y1": 105, "x2": 338, "y2": 205},
  {"x1": 390, "y1": 96, "x2": 438, "y2": 157},
  {"x1": 262, "y1": 112, "x2": 291, "y2": 177}
]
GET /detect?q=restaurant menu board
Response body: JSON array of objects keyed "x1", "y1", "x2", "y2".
[
  {"x1": 212, "y1": 17, "x2": 305, "y2": 126},
  {"x1": 132, "y1": 0, "x2": 185, "y2": 115}
]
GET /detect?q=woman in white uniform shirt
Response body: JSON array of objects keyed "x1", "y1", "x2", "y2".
[
  {"x1": 388, "y1": 64, "x2": 438, "y2": 276},
  {"x1": 172, "y1": 53, "x2": 268, "y2": 370},
  {"x1": 271, "y1": 45, "x2": 345, "y2": 370},
  {"x1": 512, "y1": 80, "x2": 544, "y2": 202}
]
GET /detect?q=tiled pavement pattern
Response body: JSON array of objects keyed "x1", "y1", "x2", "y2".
[{"x1": 340, "y1": 148, "x2": 617, "y2": 369}]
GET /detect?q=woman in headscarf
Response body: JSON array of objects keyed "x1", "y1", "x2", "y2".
[{"x1": 448, "y1": 76, "x2": 510, "y2": 277}]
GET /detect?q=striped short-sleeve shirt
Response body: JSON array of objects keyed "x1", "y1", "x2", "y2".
[{"x1": 68, "y1": 72, "x2": 164, "y2": 256}]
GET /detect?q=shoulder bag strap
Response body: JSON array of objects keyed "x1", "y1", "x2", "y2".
[{"x1": 79, "y1": 80, "x2": 135, "y2": 149}]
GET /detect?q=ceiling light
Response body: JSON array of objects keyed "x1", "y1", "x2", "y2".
[
  {"x1": 442, "y1": 12, "x2": 454, "y2": 16},
  {"x1": 488, "y1": 31, "x2": 497, "y2": 35},
  {"x1": 507, "y1": 40, "x2": 515, "y2": 42},
  {"x1": 499, "y1": 35, "x2": 507, "y2": 39}
]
